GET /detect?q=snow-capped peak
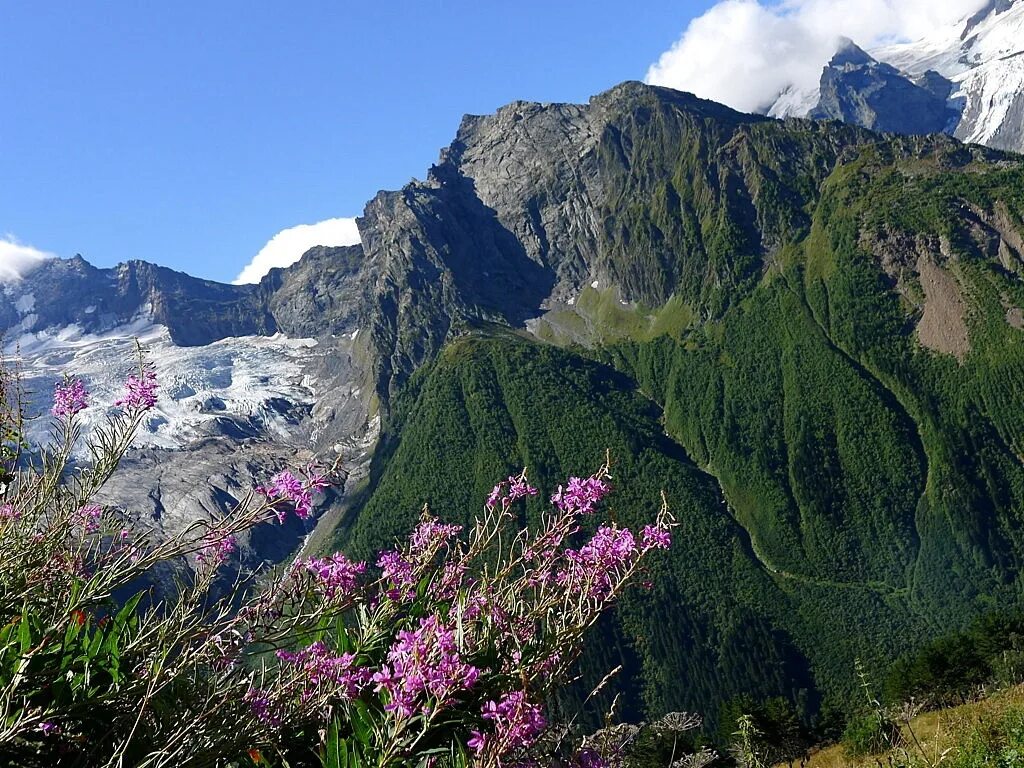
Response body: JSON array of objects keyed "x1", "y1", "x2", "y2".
[{"x1": 770, "y1": 0, "x2": 1024, "y2": 152}]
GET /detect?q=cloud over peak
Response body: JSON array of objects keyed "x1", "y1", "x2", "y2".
[
  {"x1": 234, "y1": 218, "x2": 362, "y2": 285},
  {"x1": 645, "y1": 0, "x2": 987, "y2": 114},
  {"x1": 0, "y1": 237, "x2": 55, "y2": 284}
]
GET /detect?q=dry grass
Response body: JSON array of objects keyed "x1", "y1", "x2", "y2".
[{"x1": 775, "y1": 685, "x2": 1024, "y2": 768}]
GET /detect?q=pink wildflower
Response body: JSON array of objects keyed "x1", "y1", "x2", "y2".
[
  {"x1": 302, "y1": 553, "x2": 366, "y2": 600},
  {"x1": 372, "y1": 614, "x2": 480, "y2": 719},
  {"x1": 115, "y1": 368, "x2": 158, "y2": 411},
  {"x1": 276, "y1": 641, "x2": 371, "y2": 699},
  {"x1": 77, "y1": 503, "x2": 102, "y2": 534},
  {"x1": 507, "y1": 473, "x2": 538, "y2": 501},
  {"x1": 259, "y1": 469, "x2": 314, "y2": 520},
  {"x1": 640, "y1": 524, "x2": 671, "y2": 552},
  {"x1": 410, "y1": 518, "x2": 463, "y2": 554},
  {"x1": 475, "y1": 690, "x2": 547, "y2": 757},
  {"x1": 0, "y1": 504, "x2": 18, "y2": 522},
  {"x1": 550, "y1": 474, "x2": 610, "y2": 515},
  {"x1": 52, "y1": 378, "x2": 89, "y2": 418},
  {"x1": 197, "y1": 533, "x2": 237, "y2": 566}
]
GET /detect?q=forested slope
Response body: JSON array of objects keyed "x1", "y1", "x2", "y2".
[{"x1": 329, "y1": 86, "x2": 1024, "y2": 729}]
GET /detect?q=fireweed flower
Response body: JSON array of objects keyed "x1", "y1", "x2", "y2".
[
  {"x1": 372, "y1": 614, "x2": 480, "y2": 719},
  {"x1": 487, "y1": 473, "x2": 539, "y2": 511},
  {"x1": 507, "y1": 474, "x2": 538, "y2": 501},
  {"x1": 39, "y1": 721, "x2": 61, "y2": 736},
  {"x1": 52, "y1": 378, "x2": 89, "y2": 418},
  {"x1": 276, "y1": 642, "x2": 371, "y2": 699},
  {"x1": 550, "y1": 475, "x2": 610, "y2": 515},
  {"x1": 197, "y1": 533, "x2": 237, "y2": 566},
  {"x1": 301, "y1": 552, "x2": 366, "y2": 600},
  {"x1": 0, "y1": 503, "x2": 18, "y2": 521},
  {"x1": 115, "y1": 369, "x2": 158, "y2": 411},
  {"x1": 640, "y1": 524, "x2": 671, "y2": 552},
  {"x1": 473, "y1": 690, "x2": 547, "y2": 757},
  {"x1": 557, "y1": 525, "x2": 638, "y2": 599},
  {"x1": 77, "y1": 503, "x2": 102, "y2": 534},
  {"x1": 244, "y1": 687, "x2": 280, "y2": 728},
  {"x1": 376, "y1": 549, "x2": 416, "y2": 600},
  {"x1": 410, "y1": 517, "x2": 463, "y2": 554},
  {"x1": 259, "y1": 469, "x2": 314, "y2": 521}
]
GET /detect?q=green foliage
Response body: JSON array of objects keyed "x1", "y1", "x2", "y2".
[
  {"x1": 885, "y1": 612, "x2": 1024, "y2": 706},
  {"x1": 948, "y1": 707, "x2": 1024, "y2": 768},
  {"x1": 841, "y1": 711, "x2": 900, "y2": 758}
]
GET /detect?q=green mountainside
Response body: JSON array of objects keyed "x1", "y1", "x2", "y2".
[{"x1": 324, "y1": 84, "x2": 1024, "y2": 729}]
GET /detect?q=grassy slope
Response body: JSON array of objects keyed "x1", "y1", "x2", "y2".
[{"x1": 790, "y1": 684, "x2": 1024, "y2": 768}]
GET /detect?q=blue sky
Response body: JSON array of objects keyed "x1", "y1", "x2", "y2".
[{"x1": 1, "y1": 1, "x2": 717, "y2": 283}]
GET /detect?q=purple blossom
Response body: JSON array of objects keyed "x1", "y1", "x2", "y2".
[
  {"x1": 376, "y1": 549, "x2": 415, "y2": 600},
  {"x1": 487, "y1": 471, "x2": 538, "y2": 511},
  {"x1": 372, "y1": 614, "x2": 480, "y2": 719},
  {"x1": 302, "y1": 553, "x2": 366, "y2": 600},
  {"x1": 39, "y1": 721, "x2": 60, "y2": 736},
  {"x1": 574, "y1": 748, "x2": 611, "y2": 768},
  {"x1": 115, "y1": 369, "x2": 158, "y2": 411},
  {"x1": 259, "y1": 469, "x2": 314, "y2": 521},
  {"x1": 410, "y1": 518, "x2": 463, "y2": 554},
  {"x1": 0, "y1": 504, "x2": 19, "y2": 522},
  {"x1": 197, "y1": 533, "x2": 237, "y2": 566},
  {"x1": 474, "y1": 690, "x2": 547, "y2": 757},
  {"x1": 550, "y1": 475, "x2": 611, "y2": 516},
  {"x1": 77, "y1": 503, "x2": 102, "y2": 534},
  {"x1": 486, "y1": 483, "x2": 504, "y2": 510},
  {"x1": 277, "y1": 641, "x2": 371, "y2": 699},
  {"x1": 557, "y1": 525, "x2": 638, "y2": 599},
  {"x1": 640, "y1": 524, "x2": 671, "y2": 552},
  {"x1": 244, "y1": 687, "x2": 280, "y2": 727},
  {"x1": 507, "y1": 474, "x2": 538, "y2": 501},
  {"x1": 52, "y1": 378, "x2": 89, "y2": 418}
]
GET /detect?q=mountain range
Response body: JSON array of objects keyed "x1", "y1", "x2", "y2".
[
  {"x1": 769, "y1": 0, "x2": 1024, "y2": 152},
  {"x1": 5, "y1": 74, "x2": 1024, "y2": 728}
]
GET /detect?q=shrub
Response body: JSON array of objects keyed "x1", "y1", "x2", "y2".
[
  {"x1": 841, "y1": 712, "x2": 900, "y2": 758},
  {"x1": 0, "y1": 353, "x2": 680, "y2": 767}
]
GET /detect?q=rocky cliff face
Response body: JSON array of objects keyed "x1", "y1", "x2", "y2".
[{"x1": 809, "y1": 41, "x2": 957, "y2": 135}]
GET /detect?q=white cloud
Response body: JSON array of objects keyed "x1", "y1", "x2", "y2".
[
  {"x1": 0, "y1": 236, "x2": 54, "y2": 284},
  {"x1": 645, "y1": 0, "x2": 988, "y2": 114},
  {"x1": 233, "y1": 217, "x2": 362, "y2": 284}
]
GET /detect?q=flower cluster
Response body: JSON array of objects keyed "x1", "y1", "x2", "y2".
[
  {"x1": 198, "y1": 532, "x2": 237, "y2": 566},
  {"x1": 376, "y1": 549, "x2": 416, "y2": 601},
  {"x1": 114, "y1": 368, "x2": 159, "y2": 411},
  {"x1": 487, "y1": 471, "x2": 539, "y2": 511},
  {"x1": 641, "y1": 523, "x2": 672, "y2": 552},
  {"x1": 301, "y1": 552, "x2": 366, "y2": 601},
  {"x1": 276, "y1": 641, "x2": 372, "y2": 700},
  {"x1": 52, "y1": 378, "x2": 89, "y2": 419},
  {"x1": 558, "y1": 525, "x2": 638, "y2": 599},
  {"x1": 2, "y1": 346, "x2": 678, "y2": 768},
  {"x1": 372, "y1": 614, "x2": 481, "y2": 719},
  {"x1": 259, "y1": 470, "x2": 314, "y2": 521},
  {"x1": 551, "y1": 474, "x2": 611, "y2": 515},
  {"x1": 76, "y1": 503, "x2": 102, "y2": 534},
  {"x1": 469, "y1": 690, "x2": 547, "y2": 759},
  {"x1": 409, "y1": 518, "x2": 463, "y2": 553}
]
